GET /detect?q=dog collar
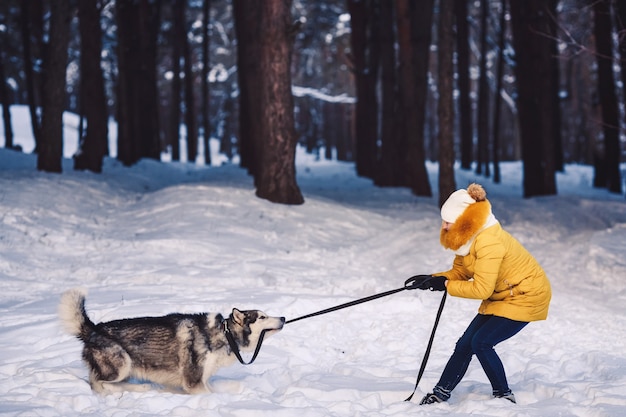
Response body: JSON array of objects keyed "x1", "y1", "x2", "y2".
[{"x1": 222, "y1": 318, "x2": 268, "y2": 366}]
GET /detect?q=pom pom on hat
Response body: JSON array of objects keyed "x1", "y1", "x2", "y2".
[
  {"x1": 441, "y1": 183, "x2": 487, "y2": 223},
  {"x1": 466, "y1": 183, "x2": 487, "y2": 201}
]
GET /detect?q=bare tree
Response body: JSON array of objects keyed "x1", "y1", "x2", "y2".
[
  {"x1": 548, "y1": 0, "x2": 564, "y2": 173},
  {"x1": 592, "y1": 0, "x2": 622, "y2": 194},
  {"x1": 201, "y1": 0, "x2": 212, "y2": 166},
  {"x1": 347, "y1": 0, "x2": 379, "y2": 180},
  {"x1": 509, "y1": 0, "x2": 557, "y2": 197},
  {"x1": 219, "y1": 87, "x2": 235, "y2": 160},
  {"x1": 0, "y1": 7, "x2": 15, "y2": 150},
  {"x1": 438, "y1": 0, "x2": 456, "y2": 206},
  {"x1": 38, "y1": 0, "x2": 71, "y2": 173},
  {"x1": 615, "y1": 0, "x2": 626, "y2": 122},
  {"x1": 233, "y1": 0, "x2": 262, "y2": 179},
  {"x1": 455, "y1": 0, "x2": 472, "y2": 170},
  {"x1": 74, "y1": 0, "x2": 108, "y2": 173},
  {"x1": 375, "y1": 0, "x2": 402, "y2": 186},
  {"x1": 491, "y1": 0, "x2": 507, "y2": 184},
  {"x1": 616, "y1": 0, "x2": 626, "y2": 194},
  {"x1": 183, "y1": 2, "x2": 198, "y2": 164},
  {"x1": 169, "y1": 0, "x2": 184, "y2": 162},
  {"x1": 395, "y1": 0, "x2": 433, "y2": 197},
  {"x1": 19, "y1": 0, "x2": 44, "y2": 152},
  {"x1": 116, "y1": 0, "x2": 161, "y2": 166},
  {"x1": 476, "y1": 0, "x2": 490, "y2": 177},
  {"x1": 255, "y1": 0, "x2": 304, "y2": 204}
]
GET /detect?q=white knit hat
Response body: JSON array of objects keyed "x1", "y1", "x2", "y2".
[{"x1": 440, "y1": 184, "x2": 487, "y2": 223}]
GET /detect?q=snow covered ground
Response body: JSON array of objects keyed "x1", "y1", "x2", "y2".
[{"x1": 1, "y1": 107, "x2": 626, "y2": 416}]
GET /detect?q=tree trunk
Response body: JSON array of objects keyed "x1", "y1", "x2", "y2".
[
  {"x1": 616, "y1": 0, "x2": 626, "y2": 193},
  {"x1": 548, "y1": 0, "x2": 563, "y2": 173},
  {"x1": 255, "y1": 0, "x2": 304, "y2": 205},
  {"x1": 233, "y1": 0, "x2": 263, "y2": 179},
  {"x1": 116, "y1": 0, "x2": 161, "y2": 166},
  {"x1": 509, "y1": 0, "x2": 557, "y2": 197},
  {"x1": 202, "y1": 0, "x2": 212, "y2": 165},
  {"x1": 615, "y1": 0, "x2": 626, "y2": 137},
  {"x1": 19, "y1": 0, "x2": 43, "y2": 151},
  {"x1": 438, "y1": 0, "x2": 456, "y2": 206},
  {"x1": 183, "y1": 5, "x2": 198, "y2": 164},
  {"x1": 299, "y1": 99, "x2": 316, "y2": 154},
  {"x1": 476, "y1": 0, "x2": 490, "y2": 177},
  {"x1": 336, "y1": 103, "x2": 354, "y2": 162},
  {"x1": 593, "y1": 0, "x2": 622, "y2": 194},
  {"x1": 0, "y1": 24, "x2": 15, "y2": 150},
  {"x1": 220, "y1": 88, "x2": 234, "y2": 160},
  {"x1": 169, "y1": 0, "x2": 184, "y2": 162},
  {"x1": 491, "y1": 0, "x2": 506, "y2": 184},
  {"x1": 74, "y1": 0, "x2": 108, "y2": 173},
  {"x1": 142, "y1": 0, "x2": 162, "y2": 161},
  {"x1": 375, "y1": 0, "x2": 402, "y2": 186},
  {"x1": 38, "y1": 0, "x2": 71, "y2": 173},
  {"x1": 115, "y1": 1, "x2": 132, "y2": 165},
  {"x1": 395, "y1": 0, "x2": 433, "y2": 196},
  {"x1": 347, "y1": 0, "x2": 379, "y2": 180},
  {"x1": 455, "y1": 0, "x2": 472, "y2": 170}
]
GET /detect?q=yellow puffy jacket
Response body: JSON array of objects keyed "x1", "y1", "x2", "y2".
[{"x1": 437, "y1": 200, "x2": 551, "y2": 322}]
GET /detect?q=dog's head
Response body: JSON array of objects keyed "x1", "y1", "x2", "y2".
[{"x1": 229, "y1": 308, "x2": 285, "y2": 351}]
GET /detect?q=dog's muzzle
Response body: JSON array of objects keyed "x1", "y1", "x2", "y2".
[{"x1": 275, "y1": 317, "x2": 286, "y2": 330}]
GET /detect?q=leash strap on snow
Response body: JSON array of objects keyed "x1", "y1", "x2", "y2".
[
  {"x1": 285, "y1": 286, "x2": 408, "y2": 324},
  {"x1": 404, "y1": 290, "x2": 448, "y2": 402},
  {"x1": 223, "y1": 321, "x2": 268, "y2": 365}
]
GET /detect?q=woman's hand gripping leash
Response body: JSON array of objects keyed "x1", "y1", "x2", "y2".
[{"x1": 404, "y1": 274, "x2": 447, "y2": 292}]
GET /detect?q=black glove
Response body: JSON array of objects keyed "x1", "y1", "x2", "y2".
[
  {"x1": 404, "y1": 275, "x2": 433, "y2": 290},
  {"x1": 421, "y1": 276, "x2": 447, "y2": 291}
]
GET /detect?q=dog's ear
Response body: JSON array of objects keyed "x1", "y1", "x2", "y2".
[{"x1": 232, "y1": 308, "x2": 245, "y2": 326}]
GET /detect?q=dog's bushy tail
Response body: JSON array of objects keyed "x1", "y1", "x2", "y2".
[{"x1": 58, "y1": 288, "x2": 95, "y2": 341}]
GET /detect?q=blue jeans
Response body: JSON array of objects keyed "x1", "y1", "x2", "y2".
[{"x1": 432, "y1": 314, "x2": 528, "y2": 400}]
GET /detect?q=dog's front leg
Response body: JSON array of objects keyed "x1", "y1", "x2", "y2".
[
  {"x1": 188, "y1": 357, "x2": 222, "y2": 394},
  {"x1": 178, "y1": 356, "x2": 214, "y2": 394}
]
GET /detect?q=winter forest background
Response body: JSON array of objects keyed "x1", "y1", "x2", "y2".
[
  {"x1": 1, "y1": 0, "x2": 625, "y2": 204},
  {"x1": 1, "y1": 2, "x2": 626, "y2": 415}
]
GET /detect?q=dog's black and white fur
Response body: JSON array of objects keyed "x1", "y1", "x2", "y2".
[{"x1": 58, "y1": 288, "x2": 285, "y2": 394}]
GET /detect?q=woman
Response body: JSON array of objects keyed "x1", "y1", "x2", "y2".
[{"x1": 410, "y1": 183, "x2": 551, "y2": 405}]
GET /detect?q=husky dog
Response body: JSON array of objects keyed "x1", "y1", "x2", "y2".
[{"x1": 58, "y1": 288, "x2": 285, "y2": 394}]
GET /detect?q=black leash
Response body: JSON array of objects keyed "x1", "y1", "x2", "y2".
[
  {"x1": 285, "y1": 277, "x2": 447, "y2": 402},
  {"x1": 404, "y1": 290, "x2": 447, "y2": 402},
  {"x1": 223, "y1": 286, "x2": 409, "y2": 365},
  {"x1": 224, "y1": 276, "x2": 447, "y2": 403},
  {"x1": 286, "y1": 275, "x2": 432, "y2": 324},
  {"x1": 285, "y1": 286, "x2": 407, "y2": 324}
]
